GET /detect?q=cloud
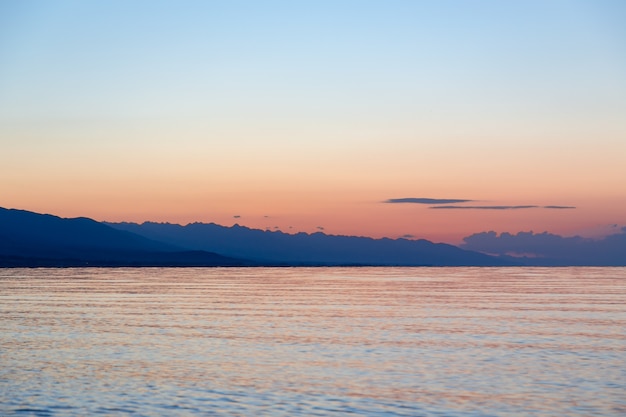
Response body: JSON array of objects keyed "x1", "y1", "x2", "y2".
[
  {"x1": 385, "y1": 198, "x2": 473, "y2": 204},
  {"x1": 401, "y1": 234, "x2": 415, "y2": 239},
  {"x1": 543, "y1": 206, "x2": 576, "y2": 209},
  {"x1": 233, "y1": 215, "x2": 241, "y2": 218},
  {"x1": 431, "y1": 205, "x2": 576, "y2": 210},
  {"x1": 460, "y1": 228, "x2": 626, "y2": 265},
  {"x1": 386, "y1": 198, "x2": 577, "y2": 211},
  {"x1": 431, "y1": 205, "x2": 538, "y2": 210}
]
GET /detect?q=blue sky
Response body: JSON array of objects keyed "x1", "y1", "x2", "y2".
[
  {"x1": 3, "y1": 0, "x2": 624, "y2": 126},
  {"x1": 1, "y1": 0, "x2": 625, "y2": 242}
]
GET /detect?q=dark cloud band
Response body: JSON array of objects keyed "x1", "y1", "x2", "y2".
[
  {"x1": 543, "y1": 206, "x2": 576, "y2": 209},
  {"x1": 385, "y1": 198, "x2": 576, "y2": 210},
  {"x1": 431, "y1": 205, "x2": 538, "y2": 210},
  {"x1": 430, "y1": 205, "x2": 577, "y2": 210},
  {"x1": 385, "y1": 198, "x2": 473, "y2": 204}
]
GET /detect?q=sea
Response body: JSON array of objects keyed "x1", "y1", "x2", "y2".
[{"x1": 1, "y1": 267, "x2": 625, "y2": 416}]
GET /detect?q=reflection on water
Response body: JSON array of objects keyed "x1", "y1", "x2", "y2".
[{"x1": 1, "y1": 267, "x2": 625, "y2": 416}]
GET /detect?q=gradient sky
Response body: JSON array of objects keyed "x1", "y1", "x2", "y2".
[{"x1": 1, "y1": 0, "x2": 625, "y2": 243}]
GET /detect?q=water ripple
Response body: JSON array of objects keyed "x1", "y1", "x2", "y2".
[{"x1": 1, "y1": 267, "x2": 625, "y2": 416}]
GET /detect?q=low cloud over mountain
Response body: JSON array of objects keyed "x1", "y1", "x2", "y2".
[{"x1": 461, "y1": 229, "x2": 626, "y2": 266}]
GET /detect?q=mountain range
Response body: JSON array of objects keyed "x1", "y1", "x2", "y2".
[
  {"x1": 106, "y1": 221, "x2": 508, "y2": 266},
  {"x1": 1, "y1": 206, "x2": 508, "y2": 267},
  {"x1": 1, "y1": 206, "x2": 624, "y2": 267}
]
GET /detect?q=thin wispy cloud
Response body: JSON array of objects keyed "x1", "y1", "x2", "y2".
[
  {"x1": 430, "y1": 205, "x2": 577, "y2": 210},
  {"x1": 431, "y1": 205, "x2": 538, "y2": 210},
  {"x1": 385, "y1": 198, "x2": 473, "y2": 204},
  {"x1": 385, "y1": 198, "x2": 577, "y2": 211},
  {"x1": 543, "y1": 206, "x2": 576, "y2": 209}
]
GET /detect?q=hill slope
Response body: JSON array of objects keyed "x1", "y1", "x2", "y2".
[{"x1": 0, "y1": 207, "x2": 253, "y2": 267}]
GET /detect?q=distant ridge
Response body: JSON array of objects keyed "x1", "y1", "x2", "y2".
[
  {"x1": 12, "y1": 206, "x2": 623, "y2": 267},
  {"x1": 0, "y1": 206, "x2": 514, "y2": 267},
  {"x1": 106, "y1": 221, "x2": 514, "y2": 266},
  {"x1": 0, "y1": 207, "x2": 255, "y2": 267}
]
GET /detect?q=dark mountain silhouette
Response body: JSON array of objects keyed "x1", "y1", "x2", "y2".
[
  {"x1": 0, "y1": 207, "x2": 254, "y2": 267},
  {"x1": 106, "y1": 221, "x2": 514, "y2": 266},
  {"x1": 461, "y1": 230, "x2": 626, "y2": 266},
  {"x1": 11, "y1": 205, "x2": 620, "y2": 267}
]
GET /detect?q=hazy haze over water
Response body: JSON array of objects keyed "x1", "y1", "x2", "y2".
[{"x1": 1, "y1": 267, "x2": 625, "y2": 416}]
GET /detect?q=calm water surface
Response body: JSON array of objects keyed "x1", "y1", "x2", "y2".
[{"x1": 1, "y1": 267, "x2": 625, "y2": 416}]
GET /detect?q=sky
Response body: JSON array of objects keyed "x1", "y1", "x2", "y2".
[{"x1": 1, "y1": 0, "x2": 625, "y2": 244}]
